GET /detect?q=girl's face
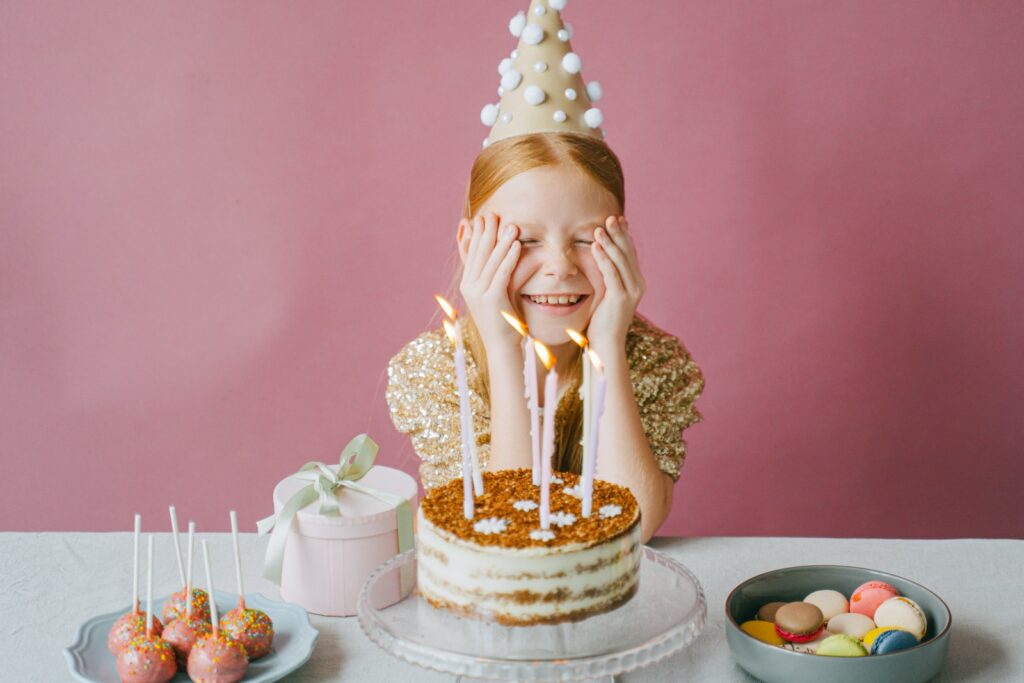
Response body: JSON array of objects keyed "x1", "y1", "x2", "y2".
[{"x1": 478, "y1": 164, "x2": 621, "y2": 347}]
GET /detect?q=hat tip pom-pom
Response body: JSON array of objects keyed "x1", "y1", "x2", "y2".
[{"x1": 549, "y1": 0, "x2": 568, "y2": 11}]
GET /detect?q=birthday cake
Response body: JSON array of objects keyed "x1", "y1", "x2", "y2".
[{"x1": 416, "y1": 469, "x2": 641, "y2": 626}]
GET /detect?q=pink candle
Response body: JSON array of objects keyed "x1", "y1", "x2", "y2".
[
  {"x1": 582, "y1": 351, "x2": 607, "y2": 517},
  {"x1": 524, "y1": 336, "x2": 541, "y2": 485},
  {"x1": 535, "y1": 341, "x2": 557, "y2": 529}
]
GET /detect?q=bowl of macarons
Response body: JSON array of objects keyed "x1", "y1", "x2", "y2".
[{"x1": 725, "y1": 565, "x2": 951, "y2": 683}]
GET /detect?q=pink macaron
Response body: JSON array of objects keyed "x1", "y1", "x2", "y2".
[{"x1": 850, "y1": 580, "x2": 898, "y2": 618}]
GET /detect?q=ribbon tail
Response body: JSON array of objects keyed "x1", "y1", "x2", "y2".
[{"x1": 261, "y1": 486, "x2": 318, "y2": 585}]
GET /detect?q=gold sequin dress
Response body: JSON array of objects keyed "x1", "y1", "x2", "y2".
[{"x1": 385, "y1": 314, "x2": 704, "y2": 490}]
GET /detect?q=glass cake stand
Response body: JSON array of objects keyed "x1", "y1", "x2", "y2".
[{"x1": 357, "y1": 547, "x2": 706, "y2": 682}]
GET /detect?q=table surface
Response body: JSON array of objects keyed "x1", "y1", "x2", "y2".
[{"x1": 3, "y1": 533, "x2": 1021, "y2": 682}]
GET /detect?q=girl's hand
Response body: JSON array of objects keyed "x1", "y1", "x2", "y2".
[
  {"x1": 588, "y1": 215, "x2": 645, "y2": 353},
  {"x1": 458, "y1": 212, "x2": 522, "y2": 351}
]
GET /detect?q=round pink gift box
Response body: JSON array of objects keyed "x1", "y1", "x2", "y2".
[{"x1": 272, "y1": 465, "x2": 418, "y2": 616}]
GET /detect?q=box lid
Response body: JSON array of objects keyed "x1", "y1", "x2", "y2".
[{"x1": 272, "y1": 464, "x2": 418, "y2": 540}]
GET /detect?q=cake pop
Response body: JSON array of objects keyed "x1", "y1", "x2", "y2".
[
  {"x1": 188, "y1": 539, "x2": 248, "y2": 683},
  {"x1": 161, "y1": 505, "x2": 211, "y2": 622},
  {"x1": 108, "y1": 514, "x2": 163, "y2": 654},
  {"x1": 115, "y1": 535, "x2": 176, "y2": 683},
  {"x1": 162, "y1": 521, "x2": 212, "y2": 668},
  {"x1": 219, "y1": 510, "x2": 275, "y2": 659}
]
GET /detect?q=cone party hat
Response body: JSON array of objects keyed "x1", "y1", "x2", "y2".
[{"x1": 480, "y1": 0, "x2": 605, "y2": 148}]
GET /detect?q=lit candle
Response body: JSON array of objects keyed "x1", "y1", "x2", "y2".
[
  {"x1": 436, "y1": 295, "x2": 484, "y2": 497},
  {"x1": 582, "y1": 350, "x2": 607, "y2": 517},
  {"x1": 566, "y1": 329, "x2": 591, "y2": 480},
  {"x1": 534, "y1": 340, "x2": 557, "y2": 529},
  {"x1": 502, "y1": 311, "x2": 541, "y2": 485},
  {"x1": 443, "y1": 318, "x2": 475, "y2": 519}
]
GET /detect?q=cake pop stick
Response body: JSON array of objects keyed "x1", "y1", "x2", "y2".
[
  {"x1": 132, "y1": 513, "x2": 141, "y2": 612},
  {"x1": 229, "y1": 510, "x2": 246, "y2": 610},
  {"x1": 168, "y1": 505, "x2": 186, "y2": 587},
  {"x1": 201, "y1": 539, "x2": 219, "y2": 638},
  {"x1": 186, "y1": 521, "x2": 195, "y2": 618},
  {"x1": 145, "y1": 534, "x2": 154, "y2": 637}
]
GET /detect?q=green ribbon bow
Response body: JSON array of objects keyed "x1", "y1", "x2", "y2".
[{"x1": 257, "y1": 434, "x2": 414, "y2": 592}]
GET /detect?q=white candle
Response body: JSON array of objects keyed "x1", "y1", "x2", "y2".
[
  {"x1": 566, "y1": 329, "x2": 591, "y2": 481},
  {"x1": 536, "y1": 341, "x2": 557, "y2": 529},
  {"x1": 438, "y1": 296, "x2": 483, "y2": 497},
  {"x1": 452, "y1": 330, "x2": 476, "y2": 519},
  {"x1": 524, "y1": 336, "x2": 541, "y2": 485},
  {"x1": 582, "y1": 351, "x2": 607, "y2": 517}
]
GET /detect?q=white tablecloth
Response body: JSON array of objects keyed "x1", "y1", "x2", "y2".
[{"x1": 2, "y1": 534, "x2": 1021, "y2": 681}]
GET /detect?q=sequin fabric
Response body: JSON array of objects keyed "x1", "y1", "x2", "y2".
[{"x1": 385, "y1": 314, "x2": 704, "y2": 489}]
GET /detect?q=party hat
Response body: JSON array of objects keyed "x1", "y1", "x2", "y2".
[{"x1": 480, "y1": 0, "x2": 605, "y2": 148}]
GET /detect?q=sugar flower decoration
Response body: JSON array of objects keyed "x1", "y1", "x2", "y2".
[
  {"x1": 550, "y1": 511, "x2": 577, "y2": 527},
  {"x1": 473, "y1": 517, "x2": 509, "y2": 535},
  {"x1": 562, "y1": 484, "x2": 583, "y2": 499},
  {"x1": 513, "y1": 499, "x2": 539, "y2": 512},
  {"x1": 599, "y1": 504, "x2": 622, "y2": 519},
  {"x1": 530, "y1": 529, "x2": 556, "y2": 542}
]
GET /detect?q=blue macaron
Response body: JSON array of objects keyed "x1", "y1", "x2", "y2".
[{"x1": 870, "y1": 628, "x2": 919, "y2": 655}]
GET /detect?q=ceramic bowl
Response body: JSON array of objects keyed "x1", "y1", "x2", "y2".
[{"x1": 725, "y1": 565, "x2": 951, "y2": 683}]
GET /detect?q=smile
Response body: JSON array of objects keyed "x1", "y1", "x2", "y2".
[{"x1": 521, "y1": 293, "x2": 589, "y2": 316}]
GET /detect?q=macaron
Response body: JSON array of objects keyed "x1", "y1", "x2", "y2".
[
  {"x1": 756, "y1": 601, "x2": 786, "y2": 623},
  {"x1": 804, "y1": 589, "x2": 849, "y2": 621},
  {"x1": 870, "y1": 628, "x2": 920, "y2": 655},
  {"x1": 850, "y1": 580, "x2": 899, "y2": 619},
  {"x1": 863, "y1": 626, "x2": 905, "y2": 650},
  {"x1": 874, "y1": 596, "x2": 927, "y2": 641},
  {"x1": 816, "y1": 633, "x2": 869, "y2": 657},
  {"x1": 740, "y1": 620, "x2": 785, "y2": 646},
  {"x1": 827, "y1": 612, "x2": 876, "y2": 640},
  {"x1": 781, "y1": 629, "x2": 833, "y2": 654},
  {"x1": 773, "y1": 602, "x2": 825, "y2": 643}
]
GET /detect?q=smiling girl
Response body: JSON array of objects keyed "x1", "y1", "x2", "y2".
[{"x1": 385, "y1": 2, "x2": 703, "y2": 542}]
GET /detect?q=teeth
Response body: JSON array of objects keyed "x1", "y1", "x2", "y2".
[{"x1": 529, "y1": 294, "x2": 581, "y2": 305}]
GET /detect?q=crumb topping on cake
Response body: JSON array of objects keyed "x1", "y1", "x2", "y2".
[{"x1": 420, "y1": 469, "x2": 639, "y2": 548}]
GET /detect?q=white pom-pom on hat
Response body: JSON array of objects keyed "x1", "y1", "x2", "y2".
[
  {"x1": 549, "y1": 0, "x2": 567, "y2": 11},
  {"x1": 565, "y1": 87, "x2": 577, "y2": 101},
  {"x1": 509, "y1": 11, "x2": 526, "y2": 37},
  {"x1": 522, "y1": 23, "x2": 544, "y2": 45},
  {"x1": 553, "y1": 110, "x2": 567, "y2": 123},
  {"x1": 498, "y1": 58, "x2": 512, "y2": 75},
  {"x1": 561, "y1": 52, "x2": 582, "y2": 74},
  {"x1": 557, "y1": 28, "x2": 570, "y2": 42},
  {"x1": 501, "y1": 69, "x2": 523, "y2": 91},
  {"x1": 533, "y1": 4, "x2": 546, "y2": 16},
  {"x1": 501, "y1": 112, "x2": 513, "y2": 124},
  {"x1": 583, "y1": 107, "x2": 603, "y2": 128},
  {"x1": 533, "y1": 61, "x2": 548, "y2": 73},
  {"x1": 497, "y1": 86, "x2": 504, "y2": 96},
  {"x1": 524, "y1": 85, "x2": 546, "y2": 105},
  {"x1": 483, "y1": 137, "x2": 490, "y2": 148},
  {"x1": 586, "y1": 81, "x2": 603, "y2": 102},
  {"x1": 481, "y1": 103, "x2": 499, "y2": 126}
]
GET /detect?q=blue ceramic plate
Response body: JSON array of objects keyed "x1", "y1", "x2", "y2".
[{"x1": 64, "y1": 590, "x2": 318, "y2": 683}]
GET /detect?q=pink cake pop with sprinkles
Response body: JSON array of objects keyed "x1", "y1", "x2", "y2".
[
  {"x1": 219, "y1": 510, "x2": 275, "y2": 659},
  {"x1": 115, "y1": 535, "x2": 177, "y2": 683},
  {"x1": 108, "y1": 514, "x2": 163, "y2": 654},
  {"x1": 162, "y1": 521, "x2": 212, "y2": 669},
  {"x1": 188, "y1": 539, "x2": 249, "y2": 683},
  {"x1": 161, "y1": 505, "x2": 211, "y2": 623}
]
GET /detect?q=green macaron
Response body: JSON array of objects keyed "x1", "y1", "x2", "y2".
[{"x1": 816, "y1": 633, "x2": 869, "y2": 657}]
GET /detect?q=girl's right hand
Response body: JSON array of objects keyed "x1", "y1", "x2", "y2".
[{"x1": 458, "y1": 212, "x2": 522, "y2": 351}]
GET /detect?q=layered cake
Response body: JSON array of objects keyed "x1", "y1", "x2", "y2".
[{"x1": 416, "y1": 469, "x2": 641, "y2": 625}]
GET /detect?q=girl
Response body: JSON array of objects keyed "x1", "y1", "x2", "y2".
[{"x1": 386, "y1": 131, "x2": 704, "y2": 543}]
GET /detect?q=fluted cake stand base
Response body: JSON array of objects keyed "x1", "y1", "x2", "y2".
[{"x1": 358, "y1": 547, "x2": 706, "y2": 682}]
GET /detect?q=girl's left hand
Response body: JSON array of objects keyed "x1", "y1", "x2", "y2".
[{"x1": 587, "y1": 215, "x2": 645, "y2": 353}]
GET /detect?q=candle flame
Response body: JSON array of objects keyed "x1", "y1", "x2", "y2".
[
  {"x1": 587, "y1": 349, "x2": 604, "y2": 372},
  {"x1": 501, "y1": 310, "x2": 528, "y2": 336},
  {"x1": 435, "y1": 294, "x2": 458, "y2": 320},
  {"x1": 565, "y1": 328, "x2": 588, "y2": 348},
  {"x1": 534, "y1": 340, "x2": 555, "y2": 370},
  {"x1": 442, "y1": 319, "x2": 458, "y2": 343}
]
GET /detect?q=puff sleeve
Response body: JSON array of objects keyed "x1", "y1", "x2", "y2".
[
  {"x1": 625, "y1": 316, "x2": 705, "y2": 482},
  {"x1": 385, "y1": 327, "x2": 492, "y2": 490}
]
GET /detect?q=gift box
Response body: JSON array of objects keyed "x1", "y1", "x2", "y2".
[{"x1": 259, "y1": 435, "x2": 417, "y2": 616}]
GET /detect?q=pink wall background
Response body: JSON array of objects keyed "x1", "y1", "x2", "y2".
[{"x1": 2, "y1": 1, "x2": 1021, "y2": 537}]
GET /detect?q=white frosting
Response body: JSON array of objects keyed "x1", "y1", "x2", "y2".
[
  {"x1": 522, "y1": 24, "x2": 544, "y2": 46},
  {"x1": 417, "y1": 508, "x2": 641, "y2": 623},
  {"x1": 524, "y1": 85, "x2": 546, "y2": 106},
  {"x1": 561, "y1": 52, "x2": 582, "y2": 74}
]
